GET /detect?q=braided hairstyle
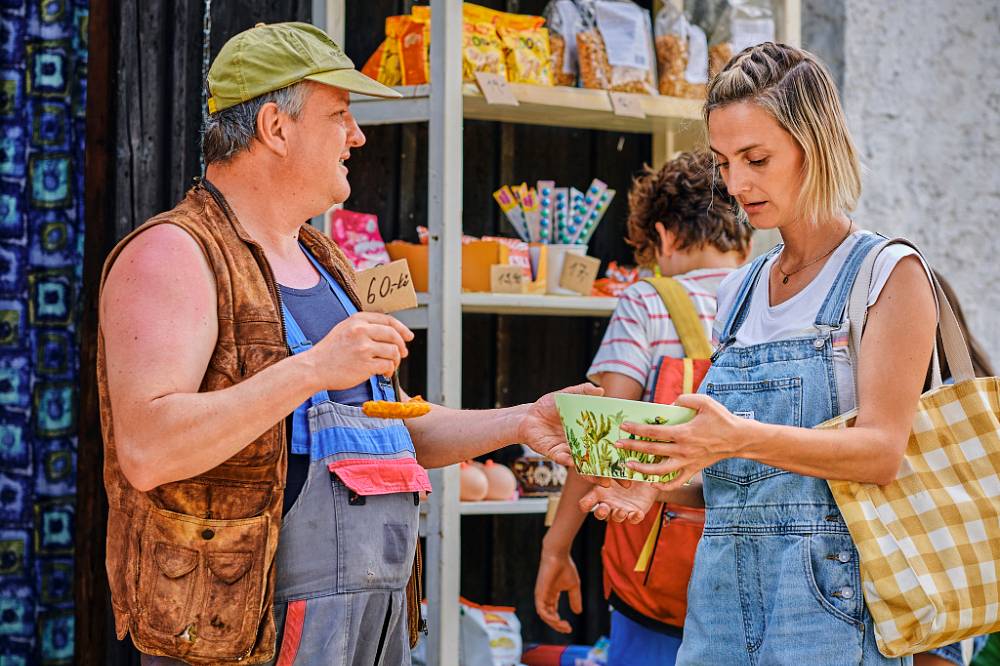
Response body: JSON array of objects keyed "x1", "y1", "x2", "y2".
[
  {"x1": 705, "y1": 42, "x2": 861, "y2": 226},
  {"x1": 626, "y1": 150, "x2": 752, "y2": 268}
]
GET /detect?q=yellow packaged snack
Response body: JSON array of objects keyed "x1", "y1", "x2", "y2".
[
  {"x1": 495, "y1": 13, "x2": 553, "y2": 86},
  {"x1": 460, "y1": 4, "x2": 506, "y2": 82}
]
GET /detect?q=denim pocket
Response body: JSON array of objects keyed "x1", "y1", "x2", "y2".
[
  {"x1": 704, "y1": 377, "x2": 803, "y2": 484},
  {"x1": 330, "y1": 475, "x2": 418, "y2": 592},
  {"x1": 801, "y1": 533, "x2": 864, "y2": 629}
]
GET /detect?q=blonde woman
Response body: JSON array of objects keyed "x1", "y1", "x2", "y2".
[{"x1": 598, "y1": 43, "x2": 937, "y2": 664}]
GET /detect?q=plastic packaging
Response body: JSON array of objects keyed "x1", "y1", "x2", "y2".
[
  {"x1": 328, "y1": 209, "x2": 390, "y2": 271},
  {"x1": 576, "y1": 0, "x2": 657, "y2": 95},
  {"x1": 462, "y1": 8, "x2": 508, "y2": 82},
  {"x1": 543, "y1": 0, "x2": 583, "y2": 86},
  {"x1": 654, "y1": 2, "x2": 708, "y2": 98},
  {"x1": 709, "y1": 0, "x2": 775, "y2": 77},
  {"x1": 460, "y1": 598, "x2": 523, "y2": 666},
  {"x1": 495, "y1": 13, "x2": 553, "y2": 85},
  {"x1": 386, "y1": 15, "x2": 429, "y2": 86}
]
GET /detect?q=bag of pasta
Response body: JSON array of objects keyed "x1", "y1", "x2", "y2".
[
  {"x1": 543, "y1": 0, "x2": 583, "y2": 86},
  {"x1": 462, "y1": 3, "x2": 507, "y2": 82},
  {"x1": 654, "y1": 2, "x2": 708, "y2": 98},
  {"x1": 708, "y1": 0, "x2": 775, "y2": 78},
  {"x1": 576, "y1": 0, "x2": 657, "y2": 95},
  {"x1": 495, "y1": 12, "x2": 553, "y2": 85}
]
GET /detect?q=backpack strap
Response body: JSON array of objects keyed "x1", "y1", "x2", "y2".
[{"x1": 642, "y1": 277, "x2": 713, "y2": 360}]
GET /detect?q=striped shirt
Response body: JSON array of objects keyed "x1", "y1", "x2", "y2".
[{"x1": 587, "y1": 268, "x2": 735, "y2": 400}]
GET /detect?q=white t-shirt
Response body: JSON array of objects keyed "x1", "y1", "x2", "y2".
[
  {"x1": 587, "y1": 268, "x2": 735, "y2": 400},
  {"x1": 713, "y1": 231, "x2": 933, "y2": 411}
]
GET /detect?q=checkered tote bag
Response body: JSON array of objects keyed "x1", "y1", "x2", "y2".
[{"x1": 818, "y1": 238, "x2": 1000, "y2": 657}]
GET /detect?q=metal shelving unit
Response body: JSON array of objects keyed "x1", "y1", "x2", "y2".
[{"x1": 319, "y1": 2, "x2": 800, "y2": 663}]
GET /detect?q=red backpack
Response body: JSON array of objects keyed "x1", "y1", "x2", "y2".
[{"x1": 601, "y1": 277, "x2": 712, "y2": 629}]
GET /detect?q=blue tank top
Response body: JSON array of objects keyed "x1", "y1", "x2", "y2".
[{"x1": 279, "y1": 279, "x2": 372, "y2": 514}]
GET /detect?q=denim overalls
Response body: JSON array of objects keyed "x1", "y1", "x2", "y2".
[
  {"x1": 676, "y1": 233, "x2": 909, "y2": 665},
  {"x1": 265, "y1": 250, "x2": 431, "y2": 666}
]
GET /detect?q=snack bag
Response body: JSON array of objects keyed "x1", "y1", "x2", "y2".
[
  {"x1": 462, "y1": 4, "x2": 508, "y2": 82},
  {"x1": 577, "y1": 0, "x2": 657, "y2": 94},
  {"x1": 709, "y1": 0, "x2": 775, "y2": 77},
  {"x1": 482, "y1": 236, "x2": 532, "y2": 279},
  {"x1": 459, "y1": 598, "x2": 523, "y2": 666},
  {"x1": 543, "y1": 0, "x2": 583, "y2": 86},
  {"x1": 387, "y1": 15, "x2": 429, "y2": 86},
  {"x1": 329, "y1": 209, "x2": 391, "y2": 271},
  {"x1": 654, "y1": 2, "x2": 708, "y2": 98},
  {"x1": 495, "y1": 13, "x2": 553, "y2": 86},
  {"x1": 361, "y1": 34, "x2": 403, "y2": 87}
]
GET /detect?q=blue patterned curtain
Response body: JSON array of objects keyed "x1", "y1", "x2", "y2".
[{"x1": 0, "y1": 0, "x2": 87, "y2": 663}]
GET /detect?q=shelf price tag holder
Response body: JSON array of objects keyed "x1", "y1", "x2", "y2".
[
  {"x1": 559, "y1": 254, "x2": 602, "y2": 296},
  {"x1": 490, "y1": 264, "x2": 527, "y2": 294},
  {"x1": 609, "y1": 92, "x2": 646, "y2": 119},
  {"x1": 357, "y1": 259, "x2": 418, "y2": 313},
  {"x1": 475, "y1": 72, "x2": 519, "y2": 106}
]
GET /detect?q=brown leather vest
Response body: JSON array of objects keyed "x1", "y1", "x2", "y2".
[{"x1": 97, "y1": 184, "x2": 360, "y2": 664}]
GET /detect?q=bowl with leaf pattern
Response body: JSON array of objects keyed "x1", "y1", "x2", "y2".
[{"x1": 554, "y1": 393, "x2": 695, "y2": 482}]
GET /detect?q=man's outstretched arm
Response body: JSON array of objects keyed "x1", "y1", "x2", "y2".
[{"x1": 405, "y1": 383, "x2": 602, "y2": 469}]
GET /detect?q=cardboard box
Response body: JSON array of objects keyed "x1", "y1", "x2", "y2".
[{"x1": 386, "y1": 241, "x2": 548, "y2": 293}]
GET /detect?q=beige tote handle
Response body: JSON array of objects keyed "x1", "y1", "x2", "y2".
[{"x1": 846, "y1": 237, "x2": 976, "y2": 397}]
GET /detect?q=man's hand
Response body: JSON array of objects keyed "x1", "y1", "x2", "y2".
[
  {"x1": 304, "y1": 312, "x2": 414, "y2": 391},
  {"x1": 518, "y1": 383, "x2": 603, "y2": 467},
  {"x1": 534, "y1": 550, "x2": 583, "y2": 634},
  {"x1": 578, "y1": 481, "x2": 659, "y2": 523}
]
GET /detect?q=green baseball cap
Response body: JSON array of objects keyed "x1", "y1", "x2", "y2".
[{"x1": 206, "y1": 21, "x2": 401, "y2": 114}]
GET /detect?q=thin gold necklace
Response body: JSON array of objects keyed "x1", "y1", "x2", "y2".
[{"x1": 777, "y1": 220, "x2": 854, "y2": 285}]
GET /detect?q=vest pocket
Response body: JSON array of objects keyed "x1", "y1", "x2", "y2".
[{"x1": 134, "y1": 506, "x2": 270, "y2": 662}]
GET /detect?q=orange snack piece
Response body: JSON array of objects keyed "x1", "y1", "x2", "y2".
[{"x1": 362, "y1": 396, "x2": 432, "y2": 419}]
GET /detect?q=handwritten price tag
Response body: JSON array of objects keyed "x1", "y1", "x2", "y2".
[
  {"x1": 609, "y1": 92, "x2": 646, "y2": 119},
  {"x1": 357, "y1": 259, "x2": 418, "y2": 313},
  {"x1": 475, "y1": 72, "x2": 519, "y2": 106},
  {"x1": 490, "y1": 264, "x2": 526, "y2": 294},
  {"x1": 558, "y1": 254, "x2": 601, "y2": 296}
]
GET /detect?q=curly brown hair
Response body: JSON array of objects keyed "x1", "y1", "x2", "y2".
[{"x1": 627, "y1": 150, "x2": 751, "y2": 267}]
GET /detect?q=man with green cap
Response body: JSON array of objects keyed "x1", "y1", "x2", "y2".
[{"x1": 98, "y1": 22, "x2": 598, "y2": 665}]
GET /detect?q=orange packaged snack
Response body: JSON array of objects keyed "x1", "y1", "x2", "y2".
[{"x1": 387, "y1": 15, "x2": 429, "y2": 86}]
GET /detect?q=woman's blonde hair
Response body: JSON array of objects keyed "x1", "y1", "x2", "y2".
[{"x1": 705, "y1": 42, "x2": 861, "y2": 226}]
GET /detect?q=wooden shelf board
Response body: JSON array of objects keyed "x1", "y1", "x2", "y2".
[
  {"x1": 459, "y1": 498, "x2": 550, "y2": 515},
  {"x1": 351, "y1": 83, "x2": 704, "y2": 134},
  {"x1": 460, "y1": 292, "x2": 618, "y2": 317}
]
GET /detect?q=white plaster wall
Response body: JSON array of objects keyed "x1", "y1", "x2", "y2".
[{"x1": 839, "y1": 0, "x2": 1000, "y2": 361}]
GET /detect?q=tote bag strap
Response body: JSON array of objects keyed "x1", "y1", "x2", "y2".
[{"x1": 846, "y1": 237, "x2": 975, "y2": 400}]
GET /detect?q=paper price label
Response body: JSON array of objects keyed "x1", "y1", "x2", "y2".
[
  {"x1": 559, "y1": 254, "x2": 601, "y2": 296},
  {"x1": 490, "y1": 264, "x2": 526, "y2": 294},
  {"x1": 475, "y1": 72, "x2": 519, "y2": 106},
  {"x1": 609, "y1": 92, "x2": 646, "y2": 119},
  {"x1": 357, "y1": 259, "x2": 418, "y2": 313}
]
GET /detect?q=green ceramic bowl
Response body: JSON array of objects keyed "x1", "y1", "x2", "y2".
[{"x1": 554, "y1": 393, "x2": 695, "y2": 483}]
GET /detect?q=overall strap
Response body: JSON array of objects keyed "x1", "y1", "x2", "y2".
[
  {"x1": 280, "y1": 301, "x2": 329, "y2": 409},
  {"x1": 718, "y1": 245, "x2": 782, "y2": 344},
  {"x1": 642, "y1": 277, "x2": 713, "y2": 359},
  {"x1": 813, "y1": 233, "x2": 886, "y2": 327}
]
